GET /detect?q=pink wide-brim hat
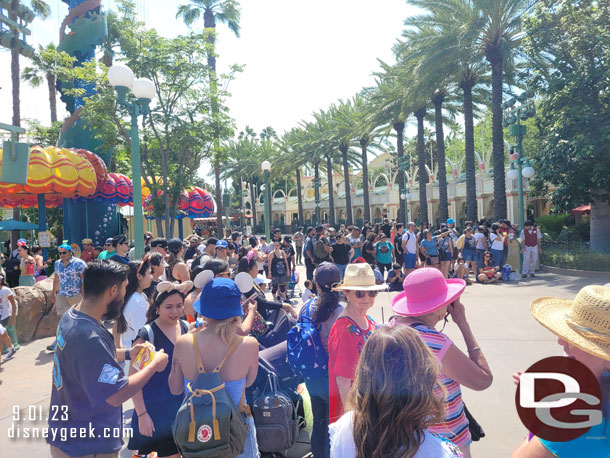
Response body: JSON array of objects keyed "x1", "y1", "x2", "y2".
[{"x1": 392, "y1": 268, "x2": 466, "y2": 316}]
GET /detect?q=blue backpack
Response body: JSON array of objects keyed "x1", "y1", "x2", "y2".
[{"x1": 286, "y1": 299, "x2": 328, "y2": 380}]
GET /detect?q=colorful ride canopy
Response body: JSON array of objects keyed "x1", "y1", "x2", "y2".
[{"x1": 0, "y1": 146, "x2": 98, "y2": 207}]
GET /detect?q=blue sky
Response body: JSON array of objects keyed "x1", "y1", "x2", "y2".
[{"x1": 0, "y1": 0, "x2": 417, "y2": 175}]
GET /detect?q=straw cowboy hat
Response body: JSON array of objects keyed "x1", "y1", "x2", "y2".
[
  {"x1": 392, "y1": 268, "x2": 465, "y2": 317},
  {"x1": 332, "y1": 263, "x2": 388, "y2": 291},
  {"x1": 531, "y1": 285, "x2": 610, "y2": 361}
]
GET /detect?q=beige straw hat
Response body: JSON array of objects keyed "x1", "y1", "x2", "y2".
[
  {"x1": 531, "y1": 285, "x2": 610, "y2": 361},
  {"x1": 332, "y1": 263, "x2": 388, "y2": 291}
]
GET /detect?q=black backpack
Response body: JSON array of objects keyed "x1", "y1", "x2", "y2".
[
  {"x1": 258, "y1": 308, "x2": 296, "y2": 349},
  {"x1": 173, "y1": 334, "x2": 249, "y2": 458}
]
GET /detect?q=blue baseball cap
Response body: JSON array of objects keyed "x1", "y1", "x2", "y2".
[
  {"x1": 447, "y1": 218, "x2": 456, "y2": 225},
  {"x1": 193, "y1": 278, "x2": 243, "y2": 320},
  {"x1": 216, "y1": 240, "x2": 228, "y2": 248}
]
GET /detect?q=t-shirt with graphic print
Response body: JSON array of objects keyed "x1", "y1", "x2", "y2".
[{"x1": 48, "y1": 307, "x2": 128, "y2": 456}]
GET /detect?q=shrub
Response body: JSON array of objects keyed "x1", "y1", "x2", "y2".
[{"x1": 536, "y1": 214, "x2": 569, "y2": 237}]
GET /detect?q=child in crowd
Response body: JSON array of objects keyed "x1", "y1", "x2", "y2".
[
  {"x1": 453, "y1": 255, "x2": 472, "y2": 285},
  {"x1": 302, "y1": 279, "x2": 315, "y2": 303}
]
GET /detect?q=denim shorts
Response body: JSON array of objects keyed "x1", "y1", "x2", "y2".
[
  {"x1": 403, "y1": 253, "x2": 417, "y2": 269},
  {"x1": 439, "y1": 250, "x2": 452, "y2": 262},
  {"x1": 462, "y1": 250, "x2": 477, "y2": 262}
]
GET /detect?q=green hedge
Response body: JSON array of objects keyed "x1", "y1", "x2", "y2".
[{"x1": 541, "y1": 241, "x2": 610, "y2": 272}]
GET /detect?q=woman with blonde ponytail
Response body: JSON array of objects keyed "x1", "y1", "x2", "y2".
[{"x1": 169, "y1": 276, "x2": 259, "y2": 457}]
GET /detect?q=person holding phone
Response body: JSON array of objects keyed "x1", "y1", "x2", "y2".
[{"x1": 391, "y1": 268, "x2": 493, "y2": 458}]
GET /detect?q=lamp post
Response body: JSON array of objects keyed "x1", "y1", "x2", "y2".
[
  {"x1": 261, "y1": 160, "x2": 271, "y2": 240},
  {"x1": 108, "y1": 64, "x2": 156, "y2": 259},
  {"x1": 313, "y1": 176, "x2": 321, "y2": 224},
  {"x1": 503, "y1": 90, "x2": 536, "y2": 230}
]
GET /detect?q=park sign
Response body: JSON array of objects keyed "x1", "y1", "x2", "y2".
[{"x1": 0, "y1": 0, "x2": 35, "y2": 58}]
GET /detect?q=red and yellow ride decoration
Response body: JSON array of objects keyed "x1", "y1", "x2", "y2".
[{"x1": 0, "y1": 146, "x2": 98, "y2": 207}]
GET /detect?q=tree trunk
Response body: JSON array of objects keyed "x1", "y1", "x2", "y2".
[
  {"x1": 10, "y1": 0, "x2": 21, "y2": 249},
  {"x1": 314, "y1": 160, "x2": 320, "y2": 224},
  {"x1": 326, "y1": 154, "x2": 335, "y2": 227},
  {"x1": 487, "y1": 52, "x2": 507, "y2": 220},
  {"x1": 360, "y1": 137, "x2": 371, "y2": 223},
  {"x1": 47, "y1": 73, "x2": 57, "y2": 123},
  {"x1": 394, "y1": 122, "x2": 406, "y2": 223},
  {"x1": 433, "y1": 93, "x2": 449, "y2": 223},
  {"x1": 214, "y1": 162, "x2": 223, "y2": 238},
  {"x1": 238, "y1": 175, "x2": 244, "y2": 229},
  {"x1": 415, "y1": 109, "x2": 429, "y2": 224},
  {"x1": 155, "y1": 217, "x2": 164, "y2": 238},
  {"x1": 296, "y1": 168, "x2": 304, "y2": 225},
  {"x1": 590, "y1": 192, "x2": 610, "y2": 253},
  {"x1": 249, "y1": 178, "x2": 257, "y2": 227},
  {"x1": 462, "y1": 80, "x2": 478, "y2": 223},
  {"x1": 340, "y1": 144, "x2": 353, "y2": 225}
]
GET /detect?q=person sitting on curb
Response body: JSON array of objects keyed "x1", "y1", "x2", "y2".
[{"x1": 477, "y1": 251, "x2": 502, "y2": 284}]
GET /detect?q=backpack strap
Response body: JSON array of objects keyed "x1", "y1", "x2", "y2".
[
  {"x1": 191, "y1": 333, "x2": 205, "y2": 374},
  {"x1": 213, "y1": 336, "x2": 244, "y2": 373},
  {"x1": 144, "y1": 324, "x2": 154, "y2": 347},
  {"x1": 238, "y1": 384, "x2": 251, "y2": 417}
]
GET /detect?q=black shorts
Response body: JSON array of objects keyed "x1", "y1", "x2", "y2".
[{"x1": 439, "y1": 250, "x2": 452, "y2": 262}]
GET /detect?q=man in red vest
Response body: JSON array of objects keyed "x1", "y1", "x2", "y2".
[{"x1": 520, "y1": 220, "x2": 542, "y2": 277}]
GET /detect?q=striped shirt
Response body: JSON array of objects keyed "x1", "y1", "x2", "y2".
[{"x1": 391, "y1": 320, "x2": 472, "y2": 447}]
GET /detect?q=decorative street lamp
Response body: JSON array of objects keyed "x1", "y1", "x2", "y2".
[
  {"x1": 312, "y1": 176, "x2": 321, "y2": 225},
  {"x1": 108, "y1": 64, "x2": 156, "y2": 259},
  {"x1": 503, "y1": 90, "x2": 536, "y2": 230},
  {"x1": 261, "y1": 160, "x2": 271, "y2": 240}
]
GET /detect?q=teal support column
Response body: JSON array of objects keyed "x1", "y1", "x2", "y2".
[
  {"x1": 37, "y1": 194, "x2": 47, "y2": 261},
  {"x1": 178, "y1": 217, "x2": 184, "y2": 240},
  {"x1": 130, "y1": 113, "x2": 145, "y2": 259}
]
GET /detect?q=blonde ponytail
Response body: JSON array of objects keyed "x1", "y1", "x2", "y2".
[{"x1": 215, "y1": 316, "x2": 242, "y2": 345}]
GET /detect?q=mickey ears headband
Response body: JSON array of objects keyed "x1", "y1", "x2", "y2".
[
  {"x1": 156, "y1": 280, "x2": 193, "y2": 294},
  {"x1": 193, "y1": 270, "x2": 214, "y2": 289}
]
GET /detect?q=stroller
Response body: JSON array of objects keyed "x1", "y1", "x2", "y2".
[
  {"x1": 286, "y1": 271, "x2": 301, "y2": 299},
  {"x1": 247, "y1": 341, "x2": 309, "y2": 458}
]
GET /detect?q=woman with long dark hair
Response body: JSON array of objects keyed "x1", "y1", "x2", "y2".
[
  {"x1": 128, "y1": 281, "x2": 191, "y2": 458},
  {"x1": 330, "y1": 326, "x2": 462, "y2": 458},
  {"x1": 113, "y1": 259, "x2": 152, "y2": 351},
  {"x1": 301, "y1": 262, "x2": 343, "y2": 458},
  {"x1": 17, "y1": 242, "x2": 35, "y2": 286},
  {"x1": 166, "y1": 238, "x2": 189, "y2": 283}
]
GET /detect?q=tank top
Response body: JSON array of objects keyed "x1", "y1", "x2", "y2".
[{"x1": 270, "y1": 251, "x2": 287, "y2": 277}]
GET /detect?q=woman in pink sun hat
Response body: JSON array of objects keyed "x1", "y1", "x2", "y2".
[{"x1": 391, "y1": 268, "x2": 493, "y2": 458}]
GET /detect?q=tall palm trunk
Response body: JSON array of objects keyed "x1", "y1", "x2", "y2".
[
  {"x1": 394, "y1": 121, "x2": 406, "y2": 223},
  {"x1": 340, "y1": 143, "x2": 352, "y2": 225},
  {"x1": 47, "y1": 73, "x2": 57, "y2": 123},
  {"x1": 314, "y1": 160, "x2": 320, "y2": 224},
  {"x1": 433, "y1": 93, "x2": 448, "y2": 222},
  {"x1": 326, "y1": 154, "x2": 335, "y2": 226},
  {"x1": 295, "y1": 168, "x2": 304, "y2": 225},
  {"x1": 249, "y1": 178, "x2": 257, "y2": 227},
  {"x1": 203, "y1": 8, "x2": 224, "y2": 237},
  {"x1": 360, "y1": 136, "x2": 371, "y2": 223},
  {"x1": 461, "y1": 79, "x2": 478, "y2": 222},
  {"x1": 238, "y1": 175, "x2": 244, "y2": 229},
  {"x1": 415, "y1": 108, "x2": 429, "y2": 224},
  {"x1": 10, "y1": 0, "x2": 21, "y2": 249},
  {"x1": 487, "y1": 50, "x2": 507, "y2": 220}
]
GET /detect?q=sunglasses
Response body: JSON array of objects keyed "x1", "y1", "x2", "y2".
[
  {"x1": 354, "y1": 290, "x2": 378, "y2": 299},
  {"x1": 58, "y1": 251, "x2": 69, "y2": 255}
]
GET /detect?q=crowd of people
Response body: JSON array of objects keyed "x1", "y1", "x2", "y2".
[
  {"x1": 0, "y1": 218, "x2": 606, "y2": 458},
  {"x1": 295, "y1": 216, "x2": 542, "y2": 289}
]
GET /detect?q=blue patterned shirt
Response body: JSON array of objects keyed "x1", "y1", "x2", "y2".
[{"x1": 54, "y1": 257, "x2": 87, "y2": 297}]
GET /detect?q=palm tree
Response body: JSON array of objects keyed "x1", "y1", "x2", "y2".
[
  {"x1": 475, "y1": 0, "x2": 529, "y2": 220},
  {"x1": 8, "y1": 0, "x2": 50, "y2": 247},
  {"x1": 279, "y1": 128, "x2": 309, "y2": 225},
  {"x1": 22, "y1": 44, "x2": 73, "y2": 123},
  {"x1": 177, "y1": 0, "x2": 241, "y2": 236},
  {"x1": 414, "y1": 105, "x2": 429, "y2": 224}
]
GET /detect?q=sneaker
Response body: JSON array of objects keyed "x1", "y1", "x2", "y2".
[
  {"x1": 47, "y1": 340, "x2": 57, "y2": 351},
  {"x1": 2, "y1": 347, "x2": 16, "y2": 362},
  {"x1": 530, "y1": 273, "x2": 535, "y2": 278}
]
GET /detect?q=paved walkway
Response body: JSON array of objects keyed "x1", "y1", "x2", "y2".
[{"x1": 0, "y1": 267, "x2": 607, "y2": 457}]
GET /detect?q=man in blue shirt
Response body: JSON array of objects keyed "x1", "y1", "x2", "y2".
[{"x1": 48, "y1": 260, "x2": 168, "y2": 458}]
